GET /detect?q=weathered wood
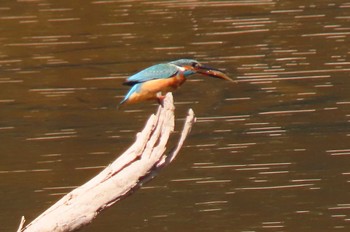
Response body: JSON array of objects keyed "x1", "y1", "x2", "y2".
[{"x1": 18, "y1": 93, "x2": 195, "y2": 232}]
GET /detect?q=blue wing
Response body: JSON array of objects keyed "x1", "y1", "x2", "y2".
[{"x1": 124, "y1": 63, "x2": 179, "y2": 86}]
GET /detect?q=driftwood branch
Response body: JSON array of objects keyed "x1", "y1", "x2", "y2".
[{"x1": 18, "y1": 93, "x2": 195, "y2": 232}]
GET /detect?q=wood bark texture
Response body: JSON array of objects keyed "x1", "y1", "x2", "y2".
[{"x1": 18, "y1": 93, "x2": 195, "y2": 232}]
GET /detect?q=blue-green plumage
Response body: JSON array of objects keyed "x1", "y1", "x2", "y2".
[
  {"x1": 124, "y1": 63, "x2": 179, "y2": 86},
  {"x1": 169, "y1": 59, "x2": 198, "y2": 67}
]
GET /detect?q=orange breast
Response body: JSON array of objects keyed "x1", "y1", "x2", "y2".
[
  {"x1": 141, "y1": 74, "x2": 186, "y2": 94},
  {"x1": 126, "y1": 74, "x2": 186, "y2": 104}
]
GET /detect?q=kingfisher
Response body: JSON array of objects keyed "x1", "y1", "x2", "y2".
[{"x1": 118, "y1": 59, "x2": 234, "y2": 108}]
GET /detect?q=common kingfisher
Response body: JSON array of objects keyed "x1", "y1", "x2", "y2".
[{"x1": 118, "y1": 59, "x2": 234, "y2": 107}]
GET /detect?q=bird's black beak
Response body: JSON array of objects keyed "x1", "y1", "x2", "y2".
[{"x1": 196, "y1": 65, "x2": 235, "y2": 83}]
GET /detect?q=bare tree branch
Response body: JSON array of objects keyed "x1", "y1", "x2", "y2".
[{"x1": 18, "y1": 93, "x2": 195, "y2": 232}]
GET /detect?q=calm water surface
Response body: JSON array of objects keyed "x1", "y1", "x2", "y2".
[{"x1": 1, "y1": 0, "x2": 350, "y2": 231}]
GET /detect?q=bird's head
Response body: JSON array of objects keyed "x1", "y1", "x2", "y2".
[{"x1": 169, "y1": 59, "x2": 235, "y2": 82}]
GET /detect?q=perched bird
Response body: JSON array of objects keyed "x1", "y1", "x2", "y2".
[{"x1": 118, "y1": 59, "x2": 234, "y2": 108}]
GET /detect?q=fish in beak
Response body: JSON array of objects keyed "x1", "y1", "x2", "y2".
[{"x1": 195, "y1": 65, "x2": 235, "y2": 83}]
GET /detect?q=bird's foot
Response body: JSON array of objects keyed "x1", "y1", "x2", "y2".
[{"x1": 157, "y1": 95, "x2": 165, "y2": 107}]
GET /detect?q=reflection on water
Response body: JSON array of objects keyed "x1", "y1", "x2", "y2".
[{"x1": 1, "y1": 0, "x2": 350, "y2": 231}]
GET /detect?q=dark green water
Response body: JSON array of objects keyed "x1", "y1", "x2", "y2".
[{"x1": 1, "y1": 0, "x2": 350, "y2": 231}]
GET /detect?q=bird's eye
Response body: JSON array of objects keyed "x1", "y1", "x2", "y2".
[{"x1": 192, "y1": 62, "x2": 198, "y2": 68}]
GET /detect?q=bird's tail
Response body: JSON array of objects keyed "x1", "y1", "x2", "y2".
[{"x1": 117, "y1": 99, "x2": 127, "y2": 110}]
